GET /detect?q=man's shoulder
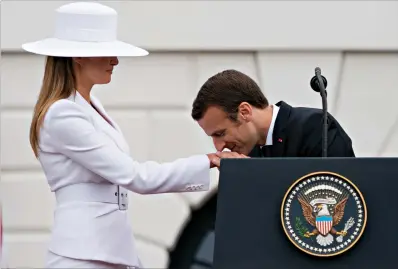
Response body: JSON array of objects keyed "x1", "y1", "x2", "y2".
[
  {"x1": 277, "y1": 101, "x2": 327, "y2": 126},
  {"x1": 292, "y1": 106, "x2": 323, "y2": 121},
  {"x1": 275, "y1": 101, "x2": 354, "y2": 157},
  {"x1": 276, "y1": 101, "x2": 347, "y2": 138}
]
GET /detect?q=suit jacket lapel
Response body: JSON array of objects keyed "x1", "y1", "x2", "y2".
[
  {"x1": 69, "y1": 92, "x2": 130, "y2": 154},
  {"x1": 248, "y1": 145, "x2": 263, "y2": 157},
  {"x1": 270, "y1": 101, "x2": 291, "y2": 157}
]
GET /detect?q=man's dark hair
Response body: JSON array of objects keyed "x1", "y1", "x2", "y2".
[{"x1": 191, "y1": 69, "x2": 269, "y2": 121}]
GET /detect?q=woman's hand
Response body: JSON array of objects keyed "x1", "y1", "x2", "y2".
[
  {"x1": 207, "y1": 152, "x2": 249, "y2": 168},
  {"x1": 206, "y1": 153, "x2": 220, "y2": 168}
]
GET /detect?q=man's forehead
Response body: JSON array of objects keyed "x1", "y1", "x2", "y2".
[
  {"x1": 198, "y1": 106, "x2": 229, "y2": 135},
  {"x1": 204, "y1": 106, "x2": 227, "y2": 119}
]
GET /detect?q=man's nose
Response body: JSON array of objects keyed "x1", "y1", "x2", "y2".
[{"x1": 213, "y1": 138, "x2": 226, "y2": 152}]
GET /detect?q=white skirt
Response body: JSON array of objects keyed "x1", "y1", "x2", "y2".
[{"x1": 45, "y1": 251, "x2": 138, "y2": 269}]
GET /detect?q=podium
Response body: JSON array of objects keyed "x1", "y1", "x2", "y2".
[{"x1": 213, "y1": 157, "x2": 398, "y2": 269}]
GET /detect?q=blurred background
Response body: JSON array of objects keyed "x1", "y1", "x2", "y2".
[{"x1": 1, "y1": 1, "x2": 398, "y2": 268}]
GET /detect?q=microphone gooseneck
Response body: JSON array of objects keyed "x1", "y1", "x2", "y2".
[{"x1": 310, "y1": 67, "x2": 328, "y2": 158}]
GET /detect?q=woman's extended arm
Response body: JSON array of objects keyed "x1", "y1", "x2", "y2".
[{"x1": 42, "y1": 100, "x2": 213, "y2": 194}]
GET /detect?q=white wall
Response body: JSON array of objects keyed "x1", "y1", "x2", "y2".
[
  {"x1": 2, "y1": 1, "x2": 398, "y2": 51},
  {"x1": 1, "y1": 1, "x2": 398, "y2": 268}
]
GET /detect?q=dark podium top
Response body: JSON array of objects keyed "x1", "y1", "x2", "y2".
[{"x1": 213, "y1": 157, "x2": 398, "y2": 269}]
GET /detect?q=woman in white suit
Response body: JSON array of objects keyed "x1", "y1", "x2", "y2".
[{"x1": 22, "y1": 2, "x2": 244, "y2": 268}]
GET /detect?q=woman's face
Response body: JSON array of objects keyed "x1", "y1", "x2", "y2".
[{"x1": 73, "y1": 57, "x2": 119, "y2": 85}]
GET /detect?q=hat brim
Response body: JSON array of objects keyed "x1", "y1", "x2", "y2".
[{"x1": 22, "y1": 38, "x2": 149, "y2": 57}]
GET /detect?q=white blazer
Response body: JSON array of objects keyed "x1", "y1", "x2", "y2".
[{"x1": 38, "y1": 91, "x2": 211, "y2": 267}]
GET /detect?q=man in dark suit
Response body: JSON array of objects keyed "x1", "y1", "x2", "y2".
[{"x1": 191, "y1": 69, "x2": 355, "y2": 160}]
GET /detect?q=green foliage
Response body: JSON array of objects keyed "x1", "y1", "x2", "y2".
[{"x1": 295, "y1": 217, "x2": 309, "y2": 238}]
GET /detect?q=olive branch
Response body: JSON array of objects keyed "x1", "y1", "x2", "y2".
[{"x1": 295, "y1": 217, "x2": 309, "y2": 238}]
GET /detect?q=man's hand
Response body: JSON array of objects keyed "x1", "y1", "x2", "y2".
[
  {"x1": 212, "y1": 151, "x2": 249, "y2": 168},
  {"x1": 207, "y1": 152, "x2": 249, "y2": 169}
]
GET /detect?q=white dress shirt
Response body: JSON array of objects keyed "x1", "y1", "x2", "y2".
[{"x1": 265, "y1": 104, "x2": 280, "y2": 146}]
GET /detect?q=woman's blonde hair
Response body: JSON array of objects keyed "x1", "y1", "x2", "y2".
[{"x1": 30, "y1": 56, "x2": 76, "y2": 157}]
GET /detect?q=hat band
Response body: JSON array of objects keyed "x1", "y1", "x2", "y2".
[{"x1": 54, "y1": 27, "x2": 116, "y2": 42}]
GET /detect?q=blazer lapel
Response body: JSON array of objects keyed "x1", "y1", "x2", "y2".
[
  {"x1": 69, "y1": 92, "x2": 130, "y2": 153},
  {"x1": 270, "y1": 101, "x2": 291, "y2": 157},
  {"x1": 90, "y1": 95, "x2": 123, "y2": 133}
]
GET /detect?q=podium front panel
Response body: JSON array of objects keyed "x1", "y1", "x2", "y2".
[{"x1": 213, "y1": 158, "x2": 398, "y2": 269}]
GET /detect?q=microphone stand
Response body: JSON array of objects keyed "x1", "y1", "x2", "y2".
[{"x1": 310, "y1": 67, "x2": 328, "y2": 157}]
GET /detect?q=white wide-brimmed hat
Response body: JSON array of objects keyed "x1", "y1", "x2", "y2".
[{"x1": 22, "y1": 2, "x2": 148, "y2": 57}]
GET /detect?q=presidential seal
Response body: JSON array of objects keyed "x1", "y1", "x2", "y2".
[{"x1": 281, "y1": 171, "x2": 367, "y2": 257}]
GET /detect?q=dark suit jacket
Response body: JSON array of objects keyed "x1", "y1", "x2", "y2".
[{"x1": 249, "y1": 101, "x2": 355, "y2": 158}]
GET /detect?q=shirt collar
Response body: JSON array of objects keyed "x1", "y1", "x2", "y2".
[{"x1": 265, "y1": 104, "x2": 280, "y2": 145}]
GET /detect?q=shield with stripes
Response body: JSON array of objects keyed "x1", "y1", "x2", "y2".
[{"x1": 316, "y1": 215, "x2": 333, "y2": 235}]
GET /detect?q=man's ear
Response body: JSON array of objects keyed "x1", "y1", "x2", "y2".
[{"x1": 238, "y1": 102, "x2": 252, "y2": 122}]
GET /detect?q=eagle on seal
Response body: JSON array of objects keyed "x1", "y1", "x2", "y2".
[{"x1": 298, "y1": 195, "x2": 349, "y2": 246}]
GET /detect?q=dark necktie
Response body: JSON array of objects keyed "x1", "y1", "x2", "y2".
[{"x1": 261, "y1": 146, "x2": 273, "y2": 157}]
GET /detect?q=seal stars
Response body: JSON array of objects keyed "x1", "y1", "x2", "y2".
[{"x1": 281, "y1": 172, "x2": 367, "y2": 257}]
